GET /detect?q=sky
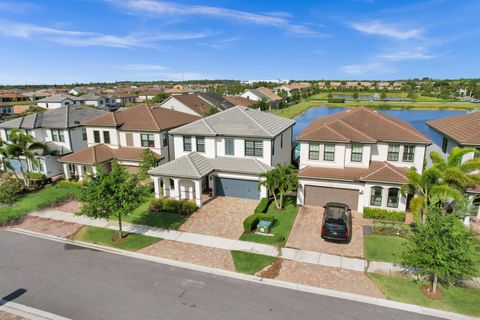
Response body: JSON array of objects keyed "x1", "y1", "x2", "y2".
[{"x1": 0, "y1": 0, "x2": 479, "y2": 84}]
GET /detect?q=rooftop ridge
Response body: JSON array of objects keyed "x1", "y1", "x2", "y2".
[
  {"x1": 239, "y1": 106, "x2": 272, "y2": 136},
  {"x1": 143, "y1": 104, "x2": 161, "y2": 130},
  {"x1": 186, "y1": 152, "x2": 202, "y2": 177}
]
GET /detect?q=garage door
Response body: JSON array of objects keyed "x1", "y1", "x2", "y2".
[
  {"x1": 215, "y1": 177, "x2": 260, "y2": 199},
  {"x1": 304, "y1": 185, "x2": 358, "y2": 210}
]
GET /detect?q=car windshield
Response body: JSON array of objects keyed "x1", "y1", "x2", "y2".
[{"x1": 325, "y1": 206, "x2": 347, "y2": 225}]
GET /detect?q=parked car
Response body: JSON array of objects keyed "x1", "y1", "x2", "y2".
[
  {"x1": 321, "y1": 202, "x2": 352, "y2": 243},
  {"x1": 471, "y1": 99, "x2": 480, "y2": 103}
]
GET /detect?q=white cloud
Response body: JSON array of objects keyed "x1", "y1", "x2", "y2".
[
  {"x1": 340, "y1": 62, "x2": 395, "y2": 75},
  {"x1": 0, "y1": 19, "x2": 211, "y2": 48},
  {"x1": 0, "y1": 1, "x2": 39, "y2": 13},
  {"x1": 349, "y1": 20, "x2": 422, "y2": 40},
  {"x1": 378, "y1": 47, "x2": 438, "y2": 61},
  {"x1": 116, "y1": 64, "x2": 211, "y2": 81},
  {"x1": 109, "y1": 0, "x2": 325, "y2": 37}
]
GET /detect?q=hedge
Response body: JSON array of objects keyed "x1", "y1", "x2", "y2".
[
  {"x1": 363, "y1": 207, "x2": 405, "y2": 222},
  {"x1": 254, "y1": 198, "x2": 271, "y2": 213},
  {"x1": 243, "y1": 213, "x2": 275, "y2": 232},
  {"x1": 327, "y1": 98, "x2": 345, "y2": 103},
  {"x1": 148, "y1": 198, "x2": 197, "y2": 215}
]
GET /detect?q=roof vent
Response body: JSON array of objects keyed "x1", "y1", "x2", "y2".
[{"x1": 73, "y1": 120, "x2": 81, "y2": 125}]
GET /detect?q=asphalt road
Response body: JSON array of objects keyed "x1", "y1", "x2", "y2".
[{"x1": 0, "y1": 230, "x2": 441, "y2": 320}]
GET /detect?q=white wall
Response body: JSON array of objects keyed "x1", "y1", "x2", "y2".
[
  {"x1": 86, "y1": 127, "x2": 119, "y2": 148},
  {"x1": 118, "y1": 131, "x2": 163, "y2": 154},
  {"x1": 271, "y1": 127, "x2": 292, "y2": 166},
  {"x1": 299, "y1": 142, "x2": 346, "y2": 169},
  {"x1": 363, "y1": 182, "x2": 407, "y2": 212},
  {"x1": 372, "y1": 143, "x2": 425, "y2": 172},
  {"x1": 240, "y1": 91, "x2": 261, "y2": 101},
  {"x1": 36, "y1": 99, "x2": 75, "y2": 109},
  {"x1": 69, "y1": 127, "x2": 88, "y2": 151},
  {"x1": 43, "y1": 128, "x2": 72, "y2": 151},
  {"x1": 158, "y1": 97, "x2": 201, "y2": 116}
]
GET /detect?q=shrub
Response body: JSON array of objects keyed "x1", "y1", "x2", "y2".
[
  {"x1": 327, "y1": 98, "x2": 345, "y2": 103},
  {"x1": 0, "y1": 176, "x2": 23, "y2": 205},
  {"x1": 26, "y1": 173, "x2": 50, "y2": 190},
  {"x1": 373, "y1": 220, "x2": 411, "y2": 238},
  {"x1": 148, "y1": 198, "x2": 163, "y2": 213},
  {"x1": 243, "y1": 214, "x2": 259, "y2": 232},
  {"x1": 255, "y1": 198, "x2": 271, "y2": 213},
  {"x1": 148, "y1": 198, "x2": 196, "y2": 214},
  {"x1": 363, "y1": 207, "x2": 405, "y2": 222},
  {"x1": 179, "y1": 199, "x2": 197, "y2": 215}
]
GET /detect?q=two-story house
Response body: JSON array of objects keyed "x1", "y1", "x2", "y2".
[
  {"x1": 157, "y1": 93, "x2": 234, "y2": 117},
  {"x1": 36, "y1": 93, "x2": 80, "y2": 109},
  {"x1": 58, "y1": 104, "x2": 199, "y2": 181},
  {"x1": 0, "y1": 105, "x2": 105, "y2": 178},
  {"x1": 296, "y1": 107, "x2": 431, "y2": 213},
  {"x1": 240, "y1": 87, "x2": 283, "y2": 109},
  {"x1": 149, "y1": 106, "x2": 295, "y2": 207},
  {"x1": 426, "y1": 111, "x2": 480, "y2": 220}
]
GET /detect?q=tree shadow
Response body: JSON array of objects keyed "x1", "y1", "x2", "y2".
[{"x1": 1, "y1": 288, "x2": 27, "y2": 305}]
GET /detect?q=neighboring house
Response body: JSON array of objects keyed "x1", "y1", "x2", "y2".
[
  {"x1": 0, "y1": 93, "x2": 28, "y2": 102},
  {"x1": 36, "y1": 93, "x2": 78, "y2": 109},
  {"x1": 224, "y1": 96, "x2": 256, "y2": 108},
  {"x1": 22, "y1": 91, "x2": 49, "y2": 101},
  {"x1": 76, "y1": 93, "x2": 118, "y2": 111},
  {"x1": 58, "y1": 104, "x2": 199, "y2": 181},
  {"x1": 240, "y1": 87, "x2": 283, "y2": 108},
  {"x1": 276, "y1": 83, "x2": 311, "y2": 97},
  {"x1": 69, "y1": 87, "x2": 89, "y2": 96},
  {"x1": 198, "y1": 93, "x2": 234, "y2": 111},
  {"x1": 426, "y1": 112, "x2": 480, "y2": 219},
  {"x1": 158, "y1": 94, "x2": 220, "y2": 116},
  {"x1": 110, "y1": 92, "x2": 137, "y2": 105},
  {"x1": 136, "y1": 90, "x2": 164, "y2": 102},
  {"x1": 149, "y1": 106, "x2": 295, "y2": 207},
  {"x1": 0, "y1": 105, "x2": 105, "y2": 178},
  {"x1": 0, "y1": 103, "x2": 14, "y2": 117},
  {"x1": 296, "y1": 107, "x2": 431, "y2": 213}
]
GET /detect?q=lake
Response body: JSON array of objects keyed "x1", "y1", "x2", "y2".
[{"x1": 293, "y1": 106, "x2": 470, "y2": 146}]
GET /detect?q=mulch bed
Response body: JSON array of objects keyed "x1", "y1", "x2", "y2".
[
  {"x1": 421, "y1": 284, "x2": 442, "y2": 299},
  {"x1": 257, "y1": 259, "x2": 283, "y2": 279}
]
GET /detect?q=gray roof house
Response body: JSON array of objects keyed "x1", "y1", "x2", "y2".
[
  {"x1": 0, "y1": 105, "x2": 105, "y2": 178},
  {"x1": 149, "y1": 106, "x2": 295, "y2": 207}
]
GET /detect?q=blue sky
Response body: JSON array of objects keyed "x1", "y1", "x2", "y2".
[{"x1": 0, "y1": 0, "x2": 479, "y2": 84}]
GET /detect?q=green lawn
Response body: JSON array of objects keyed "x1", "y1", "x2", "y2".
[
  {"x1": 364, "y1": 235, "x2": 407, "y2": 264},
  {"x1": 239, "y1": 196, "x2": 298, "y2": 247},
  {"x1": 369, "y1": 273, "x2": 480, "y2": 317},
  {"x1": 231, "y1": 250, "x2": 277, "y2": 275},
  {"x1": 118, "y1": 197, "x2": 189, "y2": 230},
  {"x1": 0, "y1": 181, "x2": 82, "y2": 225},
  {"x1": 74, "y1": 226, "x2": 160, "y2": 251}
]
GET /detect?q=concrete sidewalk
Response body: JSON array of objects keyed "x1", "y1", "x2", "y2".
[{"x1": 29, "y1": 209, "x2": 374, "y2": 272}]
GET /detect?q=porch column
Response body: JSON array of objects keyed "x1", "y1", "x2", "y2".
[
  {"x1": 152, "y1": 176, "x2": 161, "y2": 199},
  {"x1": 193, "y1": 179, "x2": 202, "y2": 208},
  {"x1": 173, "y1": 178, "x2": 180, "y2": 200},
  {"x1": 162, "y1": 177, "x2": 170, "y2": 197},
  {"x1": 63, "y1": 163, "x2": 71, "y2": 180},
  {"x1": 76, "y1": 164, "x2": 84, "y2": 181},
  {"x1": 91, "y1": 166, "x2": 97, "y2": 176}
]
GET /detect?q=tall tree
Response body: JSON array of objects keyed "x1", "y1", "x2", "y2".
[
  {"x1": 138, "y1": 149, "x2": 158, "y2": 180},
  {"x1": 80, "y1": 161, "x2": 144, "y2": 238},
  {"x1": 0, "y1": 129, "x2": 49, "y2": 188},
  {"x1": 402, "y1": 205, "x2": 480, "y2": 294},
  {"x1": 259, "y1": 164, "x2": 297, "y2": 210}
]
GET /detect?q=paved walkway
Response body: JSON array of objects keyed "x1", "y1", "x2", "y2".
[{"x1": 28, "y1": 209, "x2": 370, "y2": 272}]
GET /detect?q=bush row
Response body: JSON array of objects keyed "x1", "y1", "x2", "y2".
[
  {"x1": 254, "y1": 198, "x2": 271, "y2": 213},
  {"x1": 363, "y1": 207, "x2": 405, "y2": 222},
  {"x1": 149, "y1": 198, "x2": 197, "y2": 215},
  {"x1": 243, "y1": 213, "x2": 275, "y2": 232},
  {"x1": 373, "y1": 221, "x2": 412, "y2": 238},
  {"x1": 327, "y1": 98, "x2": 345, "y2": 103}
]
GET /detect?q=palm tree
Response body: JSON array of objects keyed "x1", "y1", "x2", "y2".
[
  {"x1": 259, "y1": 164, "x2": 297, "y2": 210},
  {"x1": 0, "y1": 129, "x2": 49, "y2": 188}
]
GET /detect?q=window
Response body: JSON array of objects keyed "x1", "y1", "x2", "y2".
[
  {"x1": 370, "y1": 186, "x2": 383, "y2": 206},
  {"x1": 351, "y1": 144, "x2": 363, "y2": 162},
  {"x1": 225, "y1": 138, "x2": 234, "y2": 155},
  {"x1": 82, "y1": 128, "x2": 87, "y2": 141},
  {"x1": 308, "y1": 143, "x2": 320, "y2": 160},
  {"x1": 141, "y1": 134, "x2": 155, "y2": 147},
  {"x1": 103, "y1": 131, "x2": 110, "y2": 144},
  {"x1": 441, "y1": 137, "x2": 448, "y2": 153},
  {"x1": 5, "y1": 129, "x2": 11, "y2": 141},
  {"x1": 93, "y1": 130, "x2": 100, "y2": 143},
  {"x1": 51, "y1": 129, "x2": 65, "y2": 142},
  {"x1": 245, "y1": 140, "x2": 263, "y2": 157},
  {"x1": 324, "y1": 144, "x2": 335, "y2": 161},
  {"x1": 183, "y1": 136, "x2": 192, "y2": 151},
  {"x1": 403, "y1": 145, "x2": 415, "y2": 162},
  {"x1": 161, "y1": 133, "x2": 168, "y2": 147},
  {"x1": 387, "y1": 144, "x2": 400, "y2": 161},
  {"x1": 387, "y1": 188, "x2": 400, "y2": 208},
  {"x1": 196, "y1": 136, "x2": 205, "y2": 152}
]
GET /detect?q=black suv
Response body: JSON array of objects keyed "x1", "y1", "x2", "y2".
[{"x1": 321, "y1": 202, "x2": 352, "y2": 243}]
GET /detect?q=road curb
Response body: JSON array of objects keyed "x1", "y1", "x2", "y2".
[
  {"x1": 7, "y1": 228, "x2": 477, "y2": 320},
  {"x1": 0, "y1": 299, "x2": 72, "y2": 320}
]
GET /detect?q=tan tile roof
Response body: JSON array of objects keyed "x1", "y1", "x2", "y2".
[
  {"x1": 426, "y1": 112, "x2": 480, "y2": 146},
  {"x1": 169, "y1": 94, "x2": 214, "y2": 115},
  {"x1": 283, "y1": 83, "x2": 312, "y2": 90},
  {"x1": 59, "y1": 144, "x2": 163, "y2": 165},
  {"x1": 299, "y1": 161, "x2": 409, "y2": 184},
  {"x1": 224, "y1": 96, "x2": 256, "y2": 107},
  {"x1": 298, "y1": 107, "x2": 431, "y2": 144},
  {"x1": 81, "y1": 104, "x2": 199, "y2": 131},
  {"x1": 256, "y1": 87, "x2": 282, "y2": 101}
]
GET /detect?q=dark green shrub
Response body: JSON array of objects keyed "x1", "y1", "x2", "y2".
[
  {"x1": 243, "y1": 214, "x2": 259, "y2": 232},
  {"x1": 162, "y1": 198, "x2": 179, "y2": 212},
  {"x1": 327, "y1": 98, "x2": 345, "y2": 103},
  {"x1": 150, "y1": 198, "x2": 196, "y2": 214},
  {"x1": 363, "y1": 207, "x2": 405, "y2": 222},
  {"x1": 179, "y1": 199, "x2": 197, "y2": 215},
  {"x1": 0, "y1": 176, "x2": 22, "y2": 205},
  {"x1": 148, "y1": 198, "x2": 163, "y2": 213},
  {"x1": 255, "y1": 198, "x2": 271, "y2": 213}
]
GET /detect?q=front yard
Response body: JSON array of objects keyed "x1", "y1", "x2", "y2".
[
  {"x1": 239, "y1": 196, "x2": 299, "y2": 247},
  {"x1": 231, "y1": 251, "x2": 277, "y2": 275},
  {"x1": 369, "y1": 273, "x2": 480, "y2": 317},
  {"x1": 0, "y1": 181, "x2": 82, "y2": 225},
  {"x1": 363, "y1": 235, "x2": 407, "y2": 264}
]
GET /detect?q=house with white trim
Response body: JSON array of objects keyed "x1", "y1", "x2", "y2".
[
  {"x1": 149, "y1": 106, "x2": 295, "y2": 207},
  {"x1": 36, "y1": 93, "x2": 79, "y2": 109},
  {"x1": 296, "y1": 107, "x2": 431, "y2": 213}
]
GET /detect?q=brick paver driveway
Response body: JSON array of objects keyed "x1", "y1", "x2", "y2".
[
  {"x1": 139, "y1": 240, "x2": 235, "y2": 271},
  {"x1": 286, "y1": 206, "x2": 372, "y2": 258},
  {"x1": 260, "y1": 260, "x2": 384, "y2": 298},
  {"x1": 179, "y1": 197, "x2": 258, "y2": 239}
]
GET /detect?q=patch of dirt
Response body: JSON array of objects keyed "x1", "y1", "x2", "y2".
[
  {"x1": 421, "y1": 285, "x2": 442, "y2": 299},
  {"x1": 257, "y1": 259, "x2": 283, "y2": 278},
  {"x1": 48, "y1": 197, "x2": 82, "y2": 213},
  {"x1": 15, "y1": 216, "x2": 83, "y2": 239}
]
